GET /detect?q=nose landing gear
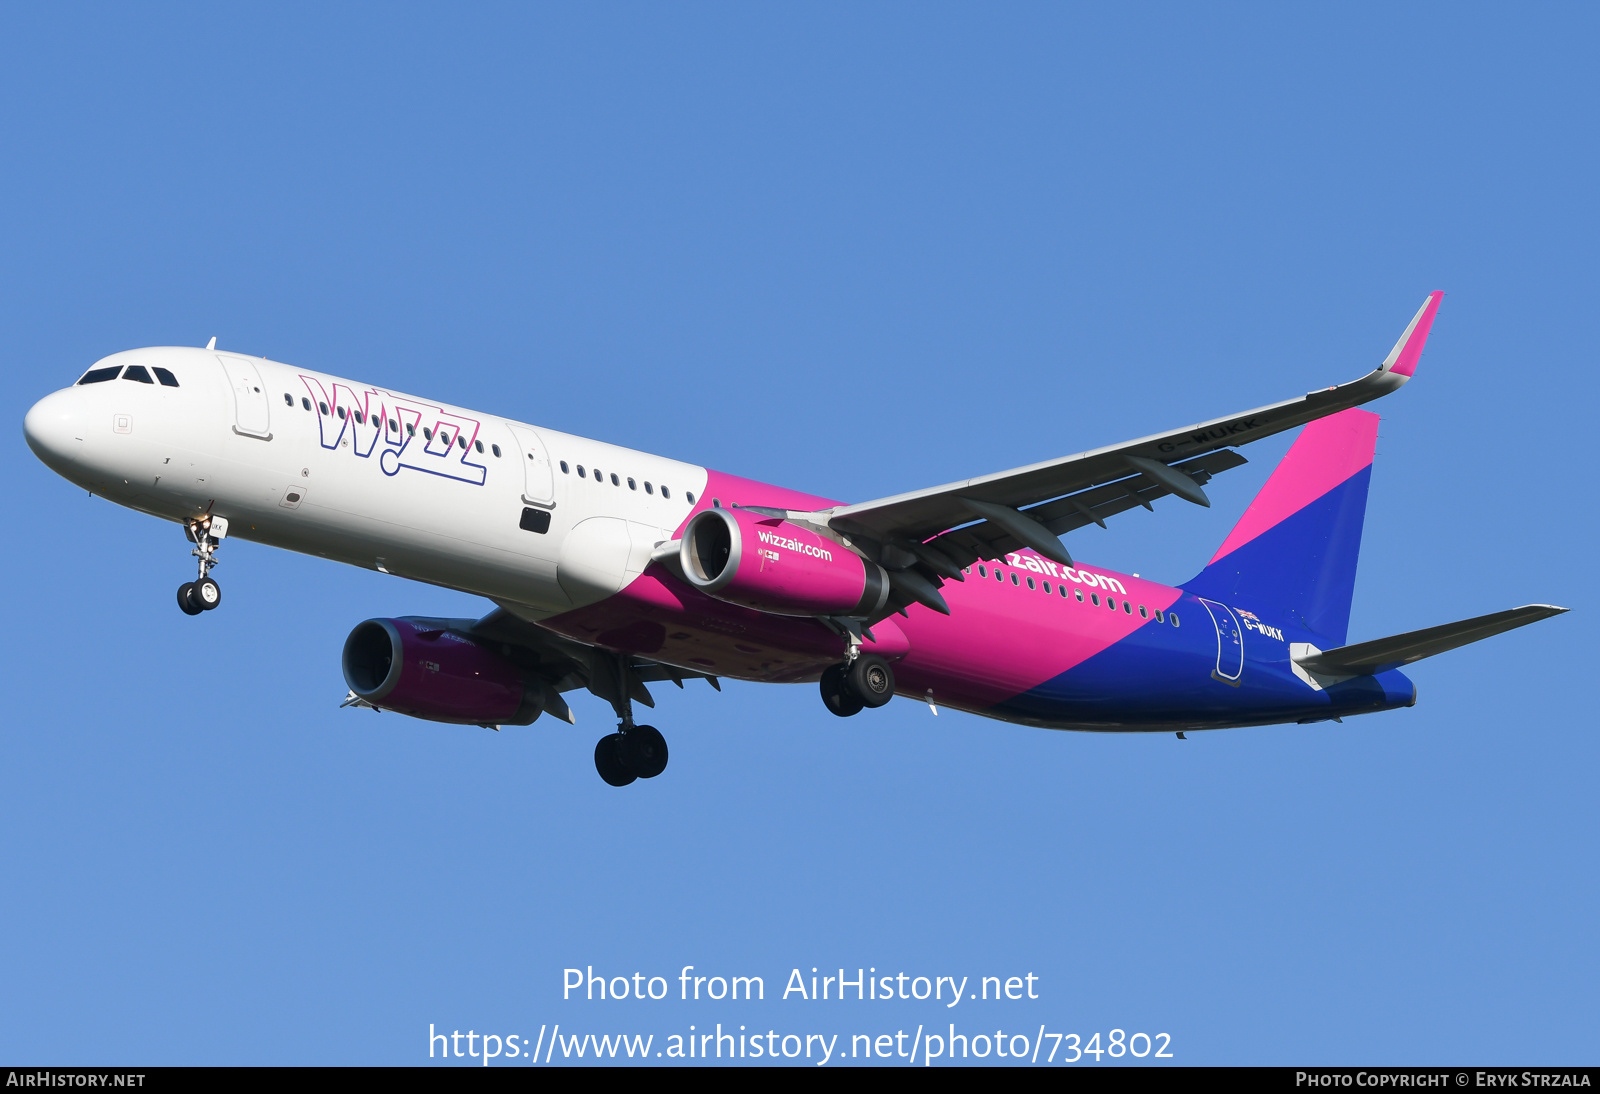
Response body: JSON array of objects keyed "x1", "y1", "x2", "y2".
[{"x1": 177, "y1": 516, "x2": 227, "y2": 615}]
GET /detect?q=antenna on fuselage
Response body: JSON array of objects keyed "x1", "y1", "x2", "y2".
[{"x1": 206, "y1": 337, "x2": 216, "y2": 350}]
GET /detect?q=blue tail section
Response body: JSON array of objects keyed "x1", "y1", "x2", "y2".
[{"x1": 1182, "y1": 409, "x2": 1379, "y2": 646}]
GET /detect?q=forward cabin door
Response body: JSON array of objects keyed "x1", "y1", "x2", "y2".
[
  {"x1": 506, "y1": 423, "x2": 555, "y2": 506},
  {"x1": 216, "y1": 355, "x2": 272, "y2": 439},
  {"x1": 1199, "y1": 598, "x2": 1244, "y2": 685}
]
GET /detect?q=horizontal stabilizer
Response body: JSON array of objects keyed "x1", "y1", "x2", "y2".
[{"x1": 1293, "y1": 604, "x2": 1567, "y2": 677}]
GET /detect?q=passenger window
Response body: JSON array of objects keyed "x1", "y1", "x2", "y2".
[
  {"x1": 422, "y1": 427, "x2": 431, "y2": 440},
  {"x1": 319, "y1": 402, "x2": 329, "y2": 415},
  {"x1": 1107, "y1": 597, "x2": 1116, "y2": 610},
  {"x1": 354, "y1": 411, "x2": 364, "y2": 424},
  {"x1": 302, "y1": 397, "x2": 312, "y2": 411},
  {"x1": 1155, "y1": 609, "x2": 1164, "y2": 623},
  {"x1": 1139, "y1": 605, "x2": 1148, "y2": 618},
  {"x1": 1043, "y1": 582, "x2": 1051, "y2": 594},
  {"x1": 995, "y1": 569, "x2": 1003, "y2": 582},
  {"x1": 154, "y1": 367, "x2": 180, "y2": 388},
  {"x1": 458, "y1": 435, "x2": 468, "y2": 450},
  {"x1": 282, "y1": 393, "x2": 293, "y2": 406},
  {"x1": 661, "y1": 486, "x2": 671, "y2": 499},
  {"x1": 492, "y1": 445, "x2": 502, "y2": 457},
  {"x1": 627, "y1": 477, "x2": 636, "y2": 490},
  {"x1": 577, "y1": 465, "x2": 586, "y2": 478},
  {"x1": 1123, "y1": 601, "x2": 1132, "y2": 614},
  {"x1": 685, "y1": 491, "x2": 695, "y2": 504},
  {"x1": 1170, "y1": 613, "x2": 1180, "y2": 627},
  {"x1": 389, "y1": 419, "x2": 398, "y2": 432},
  {"x1": 645, "y1": 482, "x2": 653, "y2": 494},
  {"x1": 77, "y1": 366, "x2": 121, "y2": 384},
  {"x1": 560, "y1": 461, "x2": 569, "y2": 473},
  {"x1": 475, "y1": 440, "x2": 484, "y2": 453},
  {"x1": 1075, "y1": 589, "x2": 1084, "y2": 602},
  {"x1": 977, "y1": 565, "x2": 987, "y2": 578},
  {"x1": 1010, "y1": 573, "x2": 1019, "y2": 586},
  {"x1": 1026, "y1": 577, "x2": 1036, "y2": 590},
  {"x1": 519, "y1": 507, "x2": 552, "y2": 534},
  {"x1": 337, "y1": 406, "x2": 347, "y2": 420},
  {"x1": 1091, "y1": 593, "x2": 1100, "y2": 606},
  {"x1": 1059, "y1": 585, "x2": 1069, "y2": 598},
  {"x1": 593, "y1": 467, "x2": 601, "y2": 481},
  {"x1": 122, "y1": 365, "x2": 154, "y2": 384},
  {"x1": 405, "y1": 423, "x2": 414, "y2": 435}
]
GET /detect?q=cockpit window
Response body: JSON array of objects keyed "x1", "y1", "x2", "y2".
[
  {"x1": 77, "y1": 366, "x2": 121, "y2": 385},
  {"x1": 153, "y1": 368, "x2": 179, "y2": 387},
  {"x1": 122, "y1": 365, "x2": 154, "y2": 384}
]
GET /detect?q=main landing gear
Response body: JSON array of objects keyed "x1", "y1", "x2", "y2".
[
  {"x1": 819, "y1": 651, "x2": 896, "y2": 717},
  {"x1": 594, "y1": 725, "x2": 669, "y2": 787},
  {"x1": 591, "y1": 652, "x2": 670, "y2": 787},
  {"x1": 177, "y1": 516, "x2": 227, "y2": 616}
]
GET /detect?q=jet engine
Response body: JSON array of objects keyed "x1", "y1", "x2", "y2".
[
  {"x1": 341, "y1": 617, "x2": 545, "y2": 725},
  {"x1": 679, "y1": 507, "x2": 889, "y2": 617}
]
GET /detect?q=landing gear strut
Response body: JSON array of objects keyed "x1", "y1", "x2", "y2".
[
  {"x1": 177, "y1": 516, "x2": 227, "y2": 615},
  {"x1": 819, "y1": 652, "x2": 896, "y2": 716},
  {"x1": 591, "y1": 652, "x2": 670, "y2": 786}
]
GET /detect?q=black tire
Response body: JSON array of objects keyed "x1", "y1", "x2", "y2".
[
  {"x1": 621, "y1": 725, "x2": 669, "y2": 779},
  {"x1": 846, "y1": 653, "x2": 895, "y2": 708},
  {"x1": 820, "y1": 663, "x2": 864, "y2": 717},
  {"x1": 193, "y1": 577, "x2": 222, "y2": 610},
  {"x1": 594, "y1": 734, "x2": 636, "y2": 787},
  {"x1": 177, "y1": 582, "x2": 203, "y2": 616}
]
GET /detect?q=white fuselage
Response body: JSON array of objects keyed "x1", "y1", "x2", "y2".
[{"x1": 24, "y1": 347, "x2": 710, "y2": 622}]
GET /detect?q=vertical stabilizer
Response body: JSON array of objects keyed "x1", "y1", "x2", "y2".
[{"x1": 1182, "y1": 408, "x2": 1379, "y2": 645}]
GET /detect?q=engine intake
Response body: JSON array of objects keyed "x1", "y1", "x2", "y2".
[
  {"x1": 679, "y1": 507, "x2": 888, "y2": 618},
  {"x1": 341, "y1": 618, "x2": 544, "y2": 726}
]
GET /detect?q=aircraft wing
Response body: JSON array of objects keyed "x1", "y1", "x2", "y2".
[
  {"x1": 468, "y1": 606, "x2": 719, "y2": 723},
  {"x1": 805, "y1": 293, "x2": 1442, "y2": 613}
]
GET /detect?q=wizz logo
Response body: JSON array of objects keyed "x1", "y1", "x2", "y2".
[{"x1": 300, "y1": 376, "x2": 487, "y2": 486}]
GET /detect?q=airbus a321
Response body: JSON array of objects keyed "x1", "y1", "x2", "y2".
[{"x1": 23, "y1": 293, "x2": 1565, "y2": 784}]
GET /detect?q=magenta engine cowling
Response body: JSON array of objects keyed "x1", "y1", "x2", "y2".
[
  {"x1": 679, "y1": 507, "x2": 889, "y2": 617},
  {"x1": 341, "y1": 618, "x2": 544, "y2": 725}
]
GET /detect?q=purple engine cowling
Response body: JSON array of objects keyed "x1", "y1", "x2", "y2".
[
  {"x1": 341, "y1": 618, "x2": 545, "y2": 725},
  {"x1": 679, "y1": 507, "x2": 890, "y2": 617}
]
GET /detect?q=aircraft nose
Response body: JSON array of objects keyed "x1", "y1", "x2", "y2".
[{"x1": 24, "y1": 389, "x2": 86, "y2": 471}]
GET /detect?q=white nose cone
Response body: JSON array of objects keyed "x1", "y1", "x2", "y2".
[{"x1": 24, "y1": 389, "x2": 85, "y2": 473}]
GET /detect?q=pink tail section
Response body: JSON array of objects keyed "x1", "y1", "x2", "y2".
[
  {"x1": 1381, "y1": 291, "x2": 1443, "y2": 378},
  {"x1": 1209, "y1": 408, "x2": 1379, "y2": 565}
]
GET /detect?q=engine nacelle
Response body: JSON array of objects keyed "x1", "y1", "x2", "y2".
[
  {"x1": 341, "y1": 618, "x2": 544, "y2": 726},
  {"x1": 679, "y1": 507, "x2": 889, "y2": 617}
]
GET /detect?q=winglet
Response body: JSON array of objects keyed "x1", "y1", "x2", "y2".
[{"x1": 1380, "y1": 291, "x2": 1443, "y2": 378}]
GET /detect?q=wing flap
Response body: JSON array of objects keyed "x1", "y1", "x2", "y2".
[{"x1": 902, "y1": 450, "x2": 1248, "y2": 567}]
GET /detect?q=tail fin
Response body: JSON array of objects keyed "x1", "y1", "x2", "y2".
[{"x1": 1182, "y1": 408, "x2": 1379, "y2": 645}]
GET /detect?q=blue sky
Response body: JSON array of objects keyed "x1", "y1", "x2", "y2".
[{"x1": 1, "y1": 4, "x2": 1594, "y2": 1065}]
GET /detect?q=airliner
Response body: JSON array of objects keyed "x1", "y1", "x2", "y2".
[{"x1": 23, "y1": 293, "x2": 1565, "y2": 785}]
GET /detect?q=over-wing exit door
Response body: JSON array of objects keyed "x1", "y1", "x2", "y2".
[{"x1": 1199, "y1": 598, "x2": 1244, "y2": 685}]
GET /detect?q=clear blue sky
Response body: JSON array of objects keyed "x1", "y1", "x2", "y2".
[{"x1": 1, "y1": 3, "x2": 1593, "y2": 1066}]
